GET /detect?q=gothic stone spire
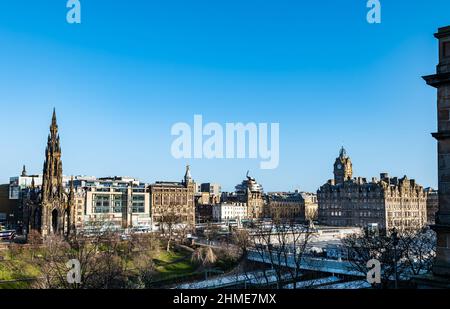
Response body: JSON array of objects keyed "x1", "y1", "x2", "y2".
[{"x1": 42, "y1": 108, "x2": 64, "y2": 202}]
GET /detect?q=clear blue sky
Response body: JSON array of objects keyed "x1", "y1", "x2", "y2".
[{"x1": 0, "y1": 1, "x2": 447, "y2": 192}]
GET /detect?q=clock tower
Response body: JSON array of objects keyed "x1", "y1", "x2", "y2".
[{"x1": 334, "y1": 147, "x2": 352, "y2": 184}]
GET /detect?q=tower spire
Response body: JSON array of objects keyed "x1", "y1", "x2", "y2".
[
  {"x1": 334, "y1": 146, "x2": 353, "y2": 184},
  {"x1": 42, "y1": 108, "x2": 63, "y2": 202},
  {"x1": 50, "y1": 108, "x2": 58, "y2": 138},
  {"x1": 339, "y1": 146, "x2": 347, "y2": 159},
  {"x1": 21, "y1": 165, "x2": 27, "y2": 177},
  {"x1": 184, "y1": 164, "x2": 192, "y2": 184}
]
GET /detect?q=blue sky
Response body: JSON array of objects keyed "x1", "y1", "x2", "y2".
[{"x1": 0, "y1": 0, "x2": 447, "y2": 192}]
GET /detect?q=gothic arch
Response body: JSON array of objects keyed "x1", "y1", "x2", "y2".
[{"x1": 51, "y1": 208, "x2": 59, "y2": 234}]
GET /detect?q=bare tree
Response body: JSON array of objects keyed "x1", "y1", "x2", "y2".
[
  {"x1": 342, "y1": 226, "x2": 436, "y2": 288},
  {"x1": 130, "y1": 233, "x2": 159, "y2": 288},
  {"x1": 33, "y1": 231, "x2": 130, "y2": 289},
  {"x1": 232, "y1": 228, "x2": 251, "y2": 258},
  {"x1": 27, "y1": 230, "x2": 42, "y2": 261},
  {"x1": 249, "y1": 219, "x2": 314, "y2": 289},
  {"x1": 158, "y1": 206, "x2": 182, "y2": 252},
  {"x1": 399, "y1": 227, "x2": 436, "y2": 276}
]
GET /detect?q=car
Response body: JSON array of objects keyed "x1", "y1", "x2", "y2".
[
  {"x1": 0, "y1": 230, "x2": 16, "y2": 241},
  {"x1": 120, "y1": 233, "x2": 131, "y2": 241}
]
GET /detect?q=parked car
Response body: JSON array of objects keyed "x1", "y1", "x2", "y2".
[{"x1": 0, "y1": 230, "x2": 16, "y2": 241}]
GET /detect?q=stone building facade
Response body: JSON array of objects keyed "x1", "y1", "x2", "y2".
[
  {"x1": 223, "y1": 173, "x2": 266, "y2": 220},
  {"x1": 425, "y1": 187, "x2": 439, "y2": 225},
  {"x1": 301, "y1": 192, "x2": 319, "y2": 221},
  {"x1": 266, "y1": 191, "x2": 305, "y2": 222},
  {"x1": 318, "y1": 148, "x2": 427, "y2": 231},
  {"x1": 423, "y1": 25, "x2": 450, "y2": 277},
  {"x1": 149, "y1": 165, "x2": 196, "y2": 230}
]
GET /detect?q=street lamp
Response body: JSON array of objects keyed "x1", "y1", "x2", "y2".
[{"x1": 391, "y1": 228, "x2": 399, "y2": 289}]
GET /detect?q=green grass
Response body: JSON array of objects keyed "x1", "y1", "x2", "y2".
[
  {"x1": 152, "y1": 249, "x2": 197, "y2": 280},
  {"x1": 154, "y1": 250, "x2": 185, "y2": 264},
  {"x1": 0, "y1": 259, "x2": 41, "y2": 289}
]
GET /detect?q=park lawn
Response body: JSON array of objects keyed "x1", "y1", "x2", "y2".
[
  {"x1": 0, "y1": 259, "x2": 41, "y2": 289},
  {"x1": 152, "y1": 249, "x2": 198, "y2": 280}
]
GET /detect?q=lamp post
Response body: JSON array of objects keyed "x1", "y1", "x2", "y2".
[{"x1": 392, "y1": 228, "x2": 399, "y2": 289}]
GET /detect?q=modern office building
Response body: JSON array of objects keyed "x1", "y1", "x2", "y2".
[{"x1": 76, "y1": 176, "x2": 151, "y2": 230}]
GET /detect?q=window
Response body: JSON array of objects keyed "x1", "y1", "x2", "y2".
[
  {"x1": 113, "y1": 195, "x2": 125, "y2": 213},
  {"x1": 94, "y1": 195, "x2": 110, "y2": 213},
  {"x1": 132, "y1": 195, "x2": 145, "y2": 213}
]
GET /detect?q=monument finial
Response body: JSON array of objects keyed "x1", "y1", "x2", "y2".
[
  {"x1": 21, "y1": 165, "x2": 27, "y2": 177},
  {"x1": 339, "y1": 146, "x2": 347, "y2": 158},
  {"x1": 184, "y1": 164, "x2": 192, "y2": 184}
]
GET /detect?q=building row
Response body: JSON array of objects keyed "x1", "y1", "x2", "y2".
[
  {"x1": 0, "y1": 110, "x2": 317, "y2": 235},
  {"x1": 2, "y1": 110, "x2": 436, "y2": 236}
]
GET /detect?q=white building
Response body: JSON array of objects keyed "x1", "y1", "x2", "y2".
[
  {"x1": 73, "y1": 176, "x2": 151, "y2": 231},
  {"x1": 213, "y1": 202, "x2": 248, "y2": 223},
  {"x1": 9, "y1": 175, "x2": 43, "y2": 199}
]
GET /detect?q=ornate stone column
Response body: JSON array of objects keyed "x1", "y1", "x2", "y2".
[{"x1": 424, "y1": 26, "x2": 450, "y2": 277}]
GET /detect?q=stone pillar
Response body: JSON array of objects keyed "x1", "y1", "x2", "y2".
[{"x1": 424, "y1": 26, "x2": 450, "y2": 277}]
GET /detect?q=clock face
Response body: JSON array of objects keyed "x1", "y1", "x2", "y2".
[{"x1": 337, "y1": 164, "x2": 342, "y2": 170}]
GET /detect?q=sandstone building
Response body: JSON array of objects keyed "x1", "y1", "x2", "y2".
[
  {"x1": 425, "y1": 187, "x2": 439, "y2": 225},
  {"x1": 301, "y1": 192, "x2": 319, "y2": 221},
  {"x1": 317, "y1": 148, "x2": 427, "y2": 231},
  {"x1": 222, "y1": 173, "x2": 266, "y2": 220},
  {"x1": 149, "y1": 165, "x2": 196, "y2": 230},
  {"x1": 266, "y1": 191, "x2": 305, "y2": 222},
  {"x1": 423, "y1": 25, "x2": 450, "y2": 277}
]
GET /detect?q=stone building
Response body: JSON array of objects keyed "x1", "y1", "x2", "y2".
[
  {"x1": 425, "y1": 188, "x2": 439, "y2": 225},
  {"x1": 423, "y1": 25, "x2": 450, "y2": 277},
  {"x1": 149, "y1": 165, "x2": 196, "y2": 230},
  {"x1": 199, "y1": 183, "x2": 222, "y2": 202},
  {"x1": 223, "y1": 173, "x2": 266, "y2": 220},
  {"x1": 301, "y1": 192, "x2": 319, "y2": 222},
  {"x1": 266, "y1": 191, "x2": 305, "y2": 222},
  {"x1": 195, "y1": 202, "x2": 214, "y2": 223},
  {"x1": 317, "y1": 148, "x2": 427, "y2": 231},
  {"x1": 23, "y1": 109, "x2": 75, "y2": 237}
]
